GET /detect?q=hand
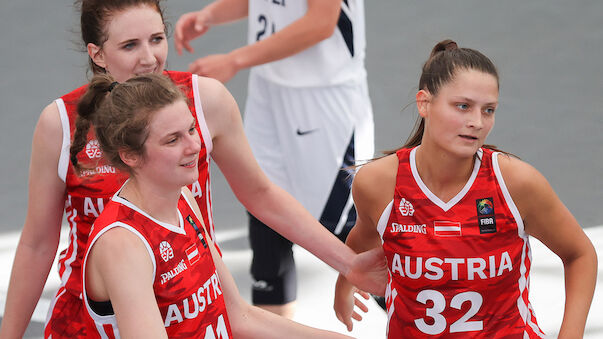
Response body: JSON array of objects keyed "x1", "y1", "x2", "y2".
[
  {"x1": 344, "y1": 247, "x2": 388, "y2": 296},
  {"x1": 334, "y1": 274, "x2": 370, "y2": 332},
  {"x1": 174, "y1": 10, "x2": 213, "y2": 55},
  {"x1": 188, "y1": 54, "x2": 239, "y2": 83}
]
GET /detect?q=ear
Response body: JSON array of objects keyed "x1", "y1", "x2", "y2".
[
  {"x1": 87, "y1": 43, "x2": 106, "y2": 69},
  {"x1": 119, "y1": 149, "x2": 142, "y2": 169},
  {"x1": 416, "y1": 90, "x2": 431, "y2": 118}
]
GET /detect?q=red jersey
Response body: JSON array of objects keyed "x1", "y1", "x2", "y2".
[
  {"x1": 55, "y1": 71, "x2": 216, "y2": 298},
  {"x1": 379, "y1": 147, "x2": 544, "y2": 338},
  {"x1": 82, "y1": 190, "x2": 232, "y2": 338}
]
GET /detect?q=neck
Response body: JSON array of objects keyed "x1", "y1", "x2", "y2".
[
  {"x1": 119, "y1": 177, "x2": 182, "y2": 225},
  {"x1": 414, "y1": 143, "x2": 477, "y2": 202}
]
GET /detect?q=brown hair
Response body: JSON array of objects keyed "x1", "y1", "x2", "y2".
[
  {"x1": 75, "y1": 0, "x2": 168, "y2": 75},
  {"x1": 70, "y1": 73, "x2": 186, "y2": 173},
  {"x1": 388, "y1": 39, "x2": 504, "y2": 155}
]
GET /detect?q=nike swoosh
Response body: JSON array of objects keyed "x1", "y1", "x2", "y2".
[{"x1": 296, "y1": 128, "x2": 318, "y2": 136}]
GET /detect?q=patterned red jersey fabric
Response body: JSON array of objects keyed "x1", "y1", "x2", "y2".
[
  {"x1": 54, "y1": 71, "x2": 215, "y2": 299},
  {"x1": 379, "y1": 147, "x2": 544, "y2": 338},
  {"x1": 82, "y1": 191, "x2": 232, "y2": 338}
]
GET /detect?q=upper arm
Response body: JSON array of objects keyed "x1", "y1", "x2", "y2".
[
  {"x1": 305, "y1": 0, "x2": 343, "y2": 38},
  {"x1": 197, "y1": 77, "x2": 271, "y2": 200},
  {"x1": 346, "y1": 155, "x2": 398, "y2": 252},
  {"x1": 20, "y1": 103, "x2": 66, "y2": 250},
  {"x1": 499, "y1": 155, "x2": 593, "y2": 262},
  {"x1": 87, "y1": 228, "x2": 167, "y2": 338}
]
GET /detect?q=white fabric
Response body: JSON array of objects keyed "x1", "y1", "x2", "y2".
[
  {"x1": 243, "y1": 72, "x2": 374, "y2": 218},
  {"x1": 247, "y1": 0, "x2": 367, "y2": 87}
]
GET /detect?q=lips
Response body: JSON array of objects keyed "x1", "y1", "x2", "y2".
[
  {"x1": 181, "y1": 159, "x2": 197, "y2": 168},
  {"x1": 459, "y1": 134, "x2": 478, "y2": 140}
]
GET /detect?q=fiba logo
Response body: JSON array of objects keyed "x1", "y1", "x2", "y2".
[
  {"x1": 477, "y1": 198, "x2": 494, "y2": 215},
  {"x1": 159, "y1": 241, "x2": 174, "y2": 262},
  {"x1": 85, "y1": 139, "x2": 102, "y2": 159},
  {"x1": 398, "y1": 198, "x2": 415, "y2": 216}
]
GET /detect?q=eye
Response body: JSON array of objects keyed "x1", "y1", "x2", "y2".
[
  {"x1": 456, "y1": 103, "x2": 469, "y2": 110},
  {"x1": 189, "y1": 126, "x2": 197, "y2": 135},
  {"x1": 152, "y1": 35, "x2": 165, "y2": 44},
  {"x1": 122, "y1": 42, "x2": 136, "y2": 50},
  {"x1": 166, "y1": 136, "x2": 178, "y2": 144},
  {"x1": 484, "y1": 107, "x2": 496, "y2": 115}
]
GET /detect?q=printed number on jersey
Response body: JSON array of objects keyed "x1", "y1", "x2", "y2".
[{"x1": 415, "y1": 290, "x2": 483, "y2": 335}]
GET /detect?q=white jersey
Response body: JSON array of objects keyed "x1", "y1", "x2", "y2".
[{"x1": 248, "y1": 0, "x2": 367, "y2": 87}]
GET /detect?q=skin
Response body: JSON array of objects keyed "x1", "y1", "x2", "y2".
[
  {"x1": 174, "y1": 0, "x2": 349, "y2": 316},
  {"x1": 333, "y1": 69, "x2": 597, "y2": 337},
  {"x1": 0, "y1": 4, "x2": 386, "y2": 337},
  {"x1": 85, "y1": 99, "x2": 354, "y2": 338},
  {"x1": 174, "y1": 0, "x2": 342, "y2": 83}
]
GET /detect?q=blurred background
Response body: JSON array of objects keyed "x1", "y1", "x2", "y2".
[{"x1": 0, "y1": 1, "x2": 601, "y2": 338}]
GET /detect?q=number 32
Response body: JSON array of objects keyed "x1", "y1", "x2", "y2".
[{"x1": 414, "y1": 290, "x2": 483, "y2": 335}]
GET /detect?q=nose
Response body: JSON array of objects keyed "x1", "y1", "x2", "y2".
[
  {"x1": 139, "y1": 43, "x2": 156, "y2": 67},
  {"x1": 466, "y1": 109, "x2": 483, "y2": 129},
  {"x1": 185, "y1": 131, "x2": 202, "y2": 155}
]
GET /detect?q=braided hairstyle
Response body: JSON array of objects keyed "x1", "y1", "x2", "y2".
[{"x1": 70, "y1": 73, "x2": 186, "y2": 174}]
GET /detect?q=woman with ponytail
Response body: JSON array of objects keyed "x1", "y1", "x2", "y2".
[
  {"x1": 75, "y1": 73, "x2": 353, "y2": 338},
  {"x1": 333, "y1": 40, "x2": 596, "y2": 338},
  {"x1": 0, "y1": 1, "x2": 385, "y2": 338}
]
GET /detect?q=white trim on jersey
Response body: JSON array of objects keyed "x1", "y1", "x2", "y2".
[
  {"x1": 191, "y1": 74, "x2": 213, "y2": 154},
  {"x1": 82, "y1": 222, "x2": 157, "y2": 337},
  {"x1": 57, "y1": 206, "x2": 78, "y2": 288},
  {"x1": 111, "y1": 182, "x2": 186, "y2": 235},
  {"x1": 377, "y1": 200, "x2": 393, "y2": 240},
  {"x1": 492, "y1": 152, "x2": 527, "y2": 239},
  {"x1": 410, "y1": 147, "x2": 483, "y2": 212},
  {"x1": 55, "y1": 98, "x2": 71, "y2": 183},
  {"x1": 492, "y1": 152, "x2": 545, "y2": 338}
]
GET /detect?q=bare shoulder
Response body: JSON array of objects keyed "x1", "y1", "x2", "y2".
[
  {"x1": 353, "y1": 154, "x2": 398, "y2": 221},
  {"x1": 89, "y1": 226, "x2": 153, "y2": 273},
  {"x1": 194, "y1": 75, "x2": 240, "y2": 137},
  {"x1": 496, "y1": 153, "x2": 555, "y2": 222}
]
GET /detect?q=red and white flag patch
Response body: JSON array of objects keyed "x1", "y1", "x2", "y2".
[
  {"x1": 185, "y1": 244, "x2": 200, "y2": 266},
  {"x1": 434, "y1": 221, "x2": 462, "y2": 237}
]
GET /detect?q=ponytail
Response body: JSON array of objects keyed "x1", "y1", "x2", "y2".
[{"x1": 69, "y1": 74, "x2": 117, "y2": 173}]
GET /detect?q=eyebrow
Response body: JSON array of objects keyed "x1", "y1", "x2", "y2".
[
  {"x1": 452, "y1": 96, "x2": 498, "y2": 106},
  {"x1": 160, "y1": 119, "x2": 196, "y2": 139}
]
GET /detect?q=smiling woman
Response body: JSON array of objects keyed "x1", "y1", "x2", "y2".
[{"x1": 0, "y1": 1, "x2": 386, "y2": 337}]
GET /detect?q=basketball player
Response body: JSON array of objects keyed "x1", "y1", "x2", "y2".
[
  {"x1": 175, "y1": 0, "x2": 376, "y2": 317},
  {"x1": 0, "y1": 1, "x2": 385, "y2": 337},
  {"x1": 76, "y1": 72, "x2": 354, "y2": 338},
  {"x1": 333, "y1": 40, "x2": 597, "y2": 337}
]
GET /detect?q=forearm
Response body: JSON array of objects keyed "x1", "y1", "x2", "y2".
[
  {"x1": 234, "y1": 304, "x2": 352, "y2": 339},
  {"x1": 244, "y1": 184, "x2": 355, "y2": 276},
  {"x1": 558, "y1": 248, "x2": 597, "y2": 338},
  {"x1": 203, "y1": 0, "x2": 248, "y2": 26},
  {"x1": 0, "y1": 238, "x2": 59, "y2": 337},
  {"x1": 228, "y1": 1, "x2": 338, "y2": 70}
]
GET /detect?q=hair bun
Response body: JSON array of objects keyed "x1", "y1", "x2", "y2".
[{"x1": 430, "y1": 39, "x2": 458, "y2": 59}]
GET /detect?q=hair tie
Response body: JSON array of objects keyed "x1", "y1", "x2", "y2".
[{"x1": 108, "y1": 81, "x2": 119, "y2": 92}]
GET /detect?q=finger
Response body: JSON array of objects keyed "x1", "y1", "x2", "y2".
[
  {"x1": 358, "y1": 290, "x2": 370, "y2": 300},
  {"x1": 354, "y1": 297, "x2": 369, "y2": 313},
  {"x1": 344, "y1": 319, "x2": 353, "y2": 332},
  {"x1": 184, "y1": 41, "x2": 194, "y2": 54},
  {"x1": 351, "y1": 311, "x2": 363, "y2": 321}
]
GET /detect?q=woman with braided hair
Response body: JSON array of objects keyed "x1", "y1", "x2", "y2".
[{"x1": 0, "y1": 1, "x2": 385, "y2": 338}]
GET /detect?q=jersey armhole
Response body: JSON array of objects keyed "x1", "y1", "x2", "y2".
[
  {"x1": 55, "y1": 98, "x2": 71, "y2": 183},
  {"x1": 82, "y1": 222, "x2": 157, "y2": 321},
  {"x1": 492, "y1": 152, "x2": 527, "y2": 239},
  {"x1": 376, "y1": 200, "x2": 393, "y2": 241},
  {"x1": 192, "y1": 74, "x2": 213, "y2": 154}
]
